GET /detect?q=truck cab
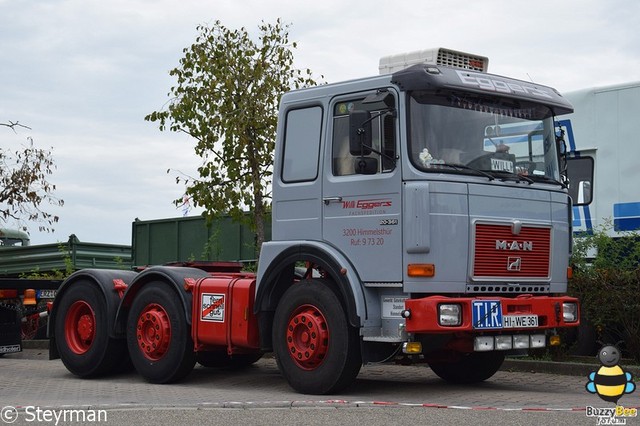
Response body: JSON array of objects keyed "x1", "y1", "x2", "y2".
[
  {"x1": 0, "y1": 228, "x2": 30, "y2": 247},
  {"x1": 257, "y1": 48, "x2": 579, "y2": 388}
]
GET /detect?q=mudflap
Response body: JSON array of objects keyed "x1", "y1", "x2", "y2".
[{"x1": 0, "y1": 305, "x2": 22, "y2": 354}]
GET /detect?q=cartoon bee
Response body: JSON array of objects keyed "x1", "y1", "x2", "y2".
[{"x1": 586, "y1": 344, "x2": 636, "y2": 404}]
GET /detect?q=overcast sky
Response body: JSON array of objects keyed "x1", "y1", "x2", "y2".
[{"x1": 2, "y1": 0, "x2": 639, "y2": 245}]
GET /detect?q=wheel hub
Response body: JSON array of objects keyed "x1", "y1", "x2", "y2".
[
  {"x1": 77, "y1": 314, "x2": 94, "y2": 341},
  {"x1": 64, "y1": 300, "x2": 95, "y2": 354},
  {"x1": 286, "y1": 304, "x2": 329, "y2": 370},
  {"x1": 136, "y1": 303, "x2": 171, "y2": 361}
]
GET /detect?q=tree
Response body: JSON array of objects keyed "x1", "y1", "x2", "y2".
[
  {"x1": 145, "y1": 19, "x2": 319, "y2": 253},
  {"x1": 1, "y1": 121, "x2": 64, "y2": 233}
]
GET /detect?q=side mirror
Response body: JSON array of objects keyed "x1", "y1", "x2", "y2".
[{"x1": 349, "y1": 110, "x2": 372, "y2": 155}]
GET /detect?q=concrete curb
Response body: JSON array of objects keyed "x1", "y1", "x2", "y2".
[{"x1": 502, "y1": 358, "x2": 640, "y2": 377}]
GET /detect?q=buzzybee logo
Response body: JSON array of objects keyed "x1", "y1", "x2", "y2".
[
  {"x1": 586, "y1": 344, "x2": 636, "y2": 403},
  {"x1": 584, "y1": 344, "x2": 637, "y2": 425}
]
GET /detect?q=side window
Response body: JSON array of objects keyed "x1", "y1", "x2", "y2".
[
  {"x1": 281, "y1": 106, "x2": 323, "y2": 182},
  {"x1": 566, "y1": 156, "x2": 594, "y2": 205},
  {"x1": 332, "y1": 98, "x2": 396, "y2": 176}
]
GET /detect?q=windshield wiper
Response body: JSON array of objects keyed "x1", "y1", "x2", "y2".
[
  {"x1": 437, "y1": 163, "x2": 495, "y2": 181},
  {"x1": 489, "y1": 170, "x2": 535, "y2": 185}
]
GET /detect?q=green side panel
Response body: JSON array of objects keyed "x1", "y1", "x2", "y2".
[
  {"x1": 177, "y1": 218, "x2": 209, "y2": 261},
  {"x1": 0, "y1": 235, "x2": 131, "y2": 277},
  {"x1": 132, "y1": 215, "x2": 271, "y2": 266}
]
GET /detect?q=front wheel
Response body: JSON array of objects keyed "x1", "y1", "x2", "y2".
[
  {"x1": 126, "y1": 284, "x2": 195, "y2": 383},
  {"x1": 428, "y1": 351, "x2": 505, "y2": 384},
  {"x1": 272, "y1": 280, "x2": 361, "y2": 394}
]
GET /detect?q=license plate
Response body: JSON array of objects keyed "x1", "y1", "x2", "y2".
[
  {"x1": 472, "y1": 300, "x2": 503, "y2": 329},
  {"x1": 503, "y1": 315, "x2": 538, "y2": 328},
  {"x1": 37, "y1": 289, "x2": 57, "y2": 299},
  {"x1": 0, "y1": 345, "x2": 21, "y2": 354}
]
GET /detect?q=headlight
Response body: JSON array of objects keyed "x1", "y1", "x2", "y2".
[
  {"x1": 563, "y1": 302, "x2": 578, "y2": 323},
  {"x1": 494, "y1": 335, "x2": 513, "y2": 350},
  {"x1": 438, "y1": 304, "x2": 461, "y2": 326}
]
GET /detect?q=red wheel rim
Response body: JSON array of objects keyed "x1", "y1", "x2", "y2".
[
  {"x1": 286, "y1": 304, "x2": 329, "y2": 370},
  {"x1": 64, "y1": 300, "x2": 95, "y2": 354},
  {"x1": 136, "y1": 303, "x2": 171, "y2": 361}
]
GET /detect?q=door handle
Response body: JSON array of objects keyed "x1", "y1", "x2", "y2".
[{"x1": 323, "y1": 196, "x2": 343, "y2": 205}]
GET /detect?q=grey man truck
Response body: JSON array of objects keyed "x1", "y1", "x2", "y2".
[{"x1": 49, "y1": 48, "x2": 579, "y2": 394}]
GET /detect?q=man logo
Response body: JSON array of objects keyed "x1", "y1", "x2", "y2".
[{"x1": 507, "y1": 257, "x2": 521, "y2": 271}]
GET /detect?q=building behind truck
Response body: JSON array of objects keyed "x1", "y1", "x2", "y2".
[
  {"x1": 48, "y1": 48, "x2": 579, "y2": 395},
  {"x1": 562, "y1": 82, "x2": 640, "y2": 235},
  {"x1": 560, "y1": 82, "x2": 640, "y2": 355}
]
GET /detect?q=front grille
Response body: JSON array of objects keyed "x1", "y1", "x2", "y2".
[{"x1": 473, "y1": 223, "x2": 551, "y2": 279}]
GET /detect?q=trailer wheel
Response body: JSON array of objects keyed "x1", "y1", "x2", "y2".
[
  {"x1": 196, "y1": 351, "x2": 263, "y2": 369},
  {"x1": 126, "y1": 283, "x2": 195, "y2": 383},
  {"x1": 428, "y1": 351, "x2": 505, "y2": 384},
  {"x1": 272, "y1": 280, "x2": 361, "y2": 394},
  {"x1": 54, "y1": 282, "x2": 126, "y2": 377}
]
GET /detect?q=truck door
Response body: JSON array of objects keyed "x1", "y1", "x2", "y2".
[{"x1": 322, "y1": 92, "x2": 402, "y2": 283}]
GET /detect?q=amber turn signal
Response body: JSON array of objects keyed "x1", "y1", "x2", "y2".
[
  {"x1": 407, "y1": 263, "x2": 435, "y2": 277},
  {"x1": 23, "y1": 289, "x2": 37, "y2": 306}
]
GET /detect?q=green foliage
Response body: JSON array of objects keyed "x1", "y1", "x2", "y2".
[
  {"x1": 112, "y1": 256, "x2": 129, "y2": 270},
  {"x1": 569, "y1": 223, "x2": 640, "y2": 362},
  {"x1": 1, "y1": 122, "x2": 64, "y2": 233},
  {"x1": 201, "y1": 223, "x2": 222, "y2": 260},
  {"x1": 20, "y1": 243, "x2": 74, "y2": 280},
  {"x1": 145, "y1": 19, "x2": 319, "y2": 253}
]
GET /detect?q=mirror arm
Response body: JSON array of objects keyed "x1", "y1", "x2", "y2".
[
  {"x1": 358, "y1": 109, "x2": 395, "y2": 129},
  {"x1": 358, "y1": 144, "x2": 397, "y2": 165},
  {"x1": 355, "y1": 109, "x2": 397, "y2": 164}
]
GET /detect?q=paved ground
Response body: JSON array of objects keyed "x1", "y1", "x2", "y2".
[{"x1": 2, "y1": 348, "x2": 637, "y2": 412}]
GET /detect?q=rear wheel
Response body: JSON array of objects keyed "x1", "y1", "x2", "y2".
[
  {"x1": 126, "y1": 284, "x2": 195, "y2": 383},
  {"x1": 428, "y1": 351, "x2": 505, "y2": 384},
  {"x1": 272, "y1": 280, "x2": 361, "y2": 394},
  {"x1": 54, "y1": 282, "x2": 126, "y2": 377}
]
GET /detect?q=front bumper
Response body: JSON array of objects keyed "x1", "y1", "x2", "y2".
[{"x1": 404, "y1": 294, "x2": 579, "y2": 333}]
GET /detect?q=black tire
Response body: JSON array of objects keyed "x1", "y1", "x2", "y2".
[
  {"x1": 272, "y1": 280, "x2": 361, "y2": 394},
  {"x1": 196, "y1": 351, "x2": 263, "y2": 369},
  {"x1": 566, "y1": 319, "x2": 598, "y2": 356},
  {"x1": 126, "y1": 283, "x2": 195, "y2": 384},
  {"x1": 428, "y1": 351, "x2": 505, "y2": 384},
  {"x1": 54, "y1": 282, "x2": 127, "y2": 377}
]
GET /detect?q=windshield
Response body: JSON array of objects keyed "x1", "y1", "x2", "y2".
[{"x1": 408, "y1": 91, "x2": 560, "y2": 181}]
